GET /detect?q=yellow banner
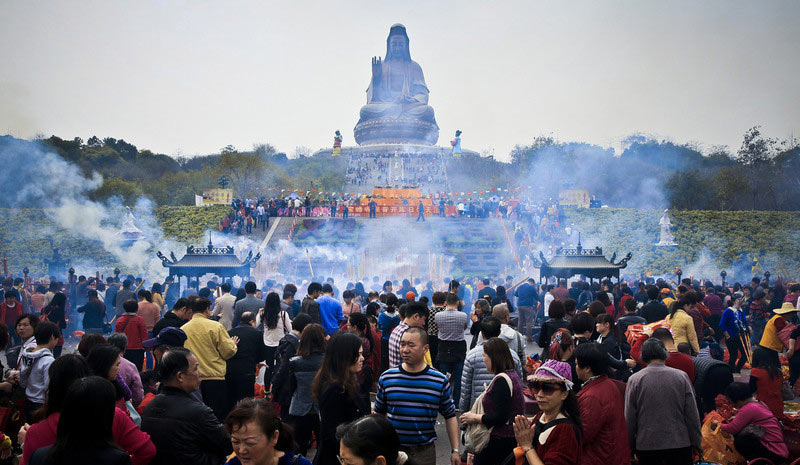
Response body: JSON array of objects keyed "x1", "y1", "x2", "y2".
[{"x1": 202, "y1": 188, "x2": 233, "y2": 205}]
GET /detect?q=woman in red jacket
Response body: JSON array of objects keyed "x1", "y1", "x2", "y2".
[
  {"x1": 20, "y1": 355, "x2": 155, "y2": 465},
  {"x1": 513, "y1": 360, "x2": 582, "y2": 465},
  {"x1": 115, "y1": 299, "x2": 148, "y2": 370},
  {"x1": 749, "y1": 347, "x2": 784, "y2": 418}
]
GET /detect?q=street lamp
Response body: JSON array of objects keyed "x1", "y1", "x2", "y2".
[{"x1": 720, "y1": 270, "x2": 727, "y2": 287}]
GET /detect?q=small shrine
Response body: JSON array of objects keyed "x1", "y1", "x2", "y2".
[
  {"x1": 537, "y1": 237, "x2": 632, "y2": 281},
  {"x1": 157, "y1": 239, "x2": 261, "y2": 280}
]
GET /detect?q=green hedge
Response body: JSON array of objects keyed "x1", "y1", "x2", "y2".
[{"x1": 562, "y1": 209, "x2": 800, "y2": 278}]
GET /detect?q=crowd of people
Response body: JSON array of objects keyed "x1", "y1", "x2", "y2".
[
  {"x1": 0, "y1": 271, "x2": 798, "y2": 464},
  {"x1": 345, "y1": 153, "x2": 448, "y2": 188}
]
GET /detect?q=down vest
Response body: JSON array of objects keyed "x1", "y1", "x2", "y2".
[{"x1": 459, "y1": 342, "x2": 523, "y2": 412}]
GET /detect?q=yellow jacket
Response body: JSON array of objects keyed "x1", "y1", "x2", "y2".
[
  {"x1": 182, "y1": 313, "x2": 238, "y2": 380},
  {"x1": 667, "y1": 309, "x2": 699, "y2": 355},
  {"x1": 760, "y1": 315, "x2": 785, "y2": 352}
]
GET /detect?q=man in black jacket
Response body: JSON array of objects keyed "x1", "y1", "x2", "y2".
[
  {"x1": 226, "y1": 312, "x2": 267, "y2": 407},
  {"x1": 152, "y1": 298, "x2": 191, "y2": 337},
  {"x1": 301, "y1": 282, "x2": 322, "y2": 323},
  {"x1": 640, "y1": 285, "x2": 669, "y2": 324},
  {"x1": 141, "y1": 347, "x2": 231, "y2": 465},
  {"x1": 617, "y1": 298, "x2": 647, "y2": 335}
]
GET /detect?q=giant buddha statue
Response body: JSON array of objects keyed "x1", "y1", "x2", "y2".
[{"x1": 354, "y1": 24, "x2": 439, "y2": 146}]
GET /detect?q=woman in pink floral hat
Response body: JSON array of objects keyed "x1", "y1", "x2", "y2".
[{"x1": 512, "y1": 360, "x2": 582, "y2": 465}]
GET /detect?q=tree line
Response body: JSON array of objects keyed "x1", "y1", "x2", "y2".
[{"x1": 37, "y1": 126, "x2": 800, "y2": 211}]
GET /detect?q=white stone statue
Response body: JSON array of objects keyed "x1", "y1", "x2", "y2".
[
  {"x1": 656, "y1": 209, "x2": 677, "y2": 246},
  {"x1": 118, "y1": 207, "x2": 144, "y2": 242}
]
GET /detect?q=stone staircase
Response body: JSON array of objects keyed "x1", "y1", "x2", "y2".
[{"x1": 258, "y1": 216, "x2": 518, "y2": 279}]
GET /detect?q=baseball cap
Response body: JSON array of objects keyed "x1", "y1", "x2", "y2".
[{"x1": 142, "y1": 326, "x2": 188, "y2": 348}]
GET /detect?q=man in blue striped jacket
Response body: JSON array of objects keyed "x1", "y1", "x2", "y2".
[{"x1": 374, "y1": 327, "x2": 462, "y2": 465}]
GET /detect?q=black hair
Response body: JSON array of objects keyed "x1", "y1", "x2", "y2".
[
  {"x1": 445, "y1": 292, "x2": 459, "y2": 306},
  {"x1": 548, "y1": 300, "x2": 566, "y2": 319},
  {"x1": 122, "y1": 299, "x2": 138, "y2": 314},
  {"x1": 596, "y1": 313, "x2": 620, "y2": 341},
  {"x1": 336, "y1": 415, "x2": 401, "y2": 465},
  {"x1": 122, "y1": 279, "x2": 132, "y2": 288},
  {"x1": 86, "y1": 344, "x2": 122, "y2": 384},
  {"x1": 221, "y1": 282, "x2": 232, "y2": 293},
  {"x1": 245, "y1": 281, "x2": 257, "y2": 294},
  {"x1": 574, "y1": 342, "x2": 609, "y2": 376},
  {"x1": 483, "y1": 337, "x2": 514, "y2": 374},
  {"x1": 646, "y1": 285, "x2": 659, "y2": 301},
  {"x1": 752, "y1": 347, "x2": 782, "y2": 379},
  {"x1": 46, "y1": 376, "x2": 120, "y2": 463},
  {"x1": 226, "y1": 398, "x2": 296, "y2": 452},
  {"x1": 45, "y1": 354, "x2": 92, "y2": 416},
  {"x1": 191, "y1": 297, "x2": 211, "y2": 313},
  {"x1": 292, "y1": 312, "x2": 312, "y2": 333},
  {"x1": 724, "y1": 381, "x2": 755, "y2": 404},
  {"x1": 624, "y1": 298, "x2": 637, "y2": 313},
  {"x1": 480, "y1": 316, "x2": 502, "y2": 339},
  {"x1": 651, "y1": 327, "x2": 674, "y2": 342},
  {"x1": 263, "y1": 292, "x2": 281, "y2": 329},
  {"x1": 569, "y1": 312, "x2": 595, "y2": 335},
  {"x1": 564, "y1": 299, "x2": 577, "y2": 314},
  {"x1": 402, "y1": 326, "x2": 428, "y2": 345},
  {"x1": 77, "y1": 333, "x2": 107, "y2": 358},
  {"x1": 322, "y1": 283, "x2": 333, "y2": 294},
  {"x1": 158, "y1": 347, "x2": 192, "y2": 382},
  {"x1": 137, "y1": 289, "x2": 152, "y2": 302},
  {"x1": 403, "y1": 302, "x2": 429, "y2": 320},
  {"x1": 34, "y1": 321, "x2": 61, "y2": 345},
  {"x1": 0, "y1": 322, "x2": 8, "y2": 351},
  {"x1": 173, "y1": 297, "x2": 189, "y2": 310},
  {"x1": 312, "y1": 332, "x2": 362, "y2": 401},
  {"x1": 384, "y1": 293, "x2": 399, "y2": 311},
  {"x1": 676, "y1": 342, "x2": 692, "y2": 355},
  {"x1": 348, "y1": 312, "x2": 375, "y2": 352},
  {"x1": 364, "y1": 302, "x2": 381, "y2": 318},
  {"x1": 307, "y1": 282, "x2": 322, "y2": 295},
  {"x1": 641, "y1": 338, "x2": 668, "y2": 363},
  {"x1": 297, "y1": 324, "x2": 327, "y2": 359},
  {"x1": 595, "y1": 292, "x2": 612, "y2": 307},
  {"x1": 240, "y1": 312, "x2": 257, "y2": 325}
]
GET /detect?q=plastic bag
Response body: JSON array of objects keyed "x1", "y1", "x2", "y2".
[{"x1": 701, "y1": 411, "x2": 745, "y2": 465}]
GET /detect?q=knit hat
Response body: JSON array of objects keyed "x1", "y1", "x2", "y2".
[
  {"x1": 405, "y1": 291, "x2": 416, "y2": 301},
  {"x1": 529, "y1": 359, "x2": 573, "y2": 390}
]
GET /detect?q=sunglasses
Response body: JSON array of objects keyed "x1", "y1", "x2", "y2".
[{"x1": 530, "y1": 380, "x2": 564, "y2": 395}]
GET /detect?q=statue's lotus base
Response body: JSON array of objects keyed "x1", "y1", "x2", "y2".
[{"x1": 354, "y1": 117, "x2": 439, "y2": 146}]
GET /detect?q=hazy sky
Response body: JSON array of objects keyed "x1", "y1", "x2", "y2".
[{"x1": 2, "y1": 0, "x2": 798, "y2": 161}]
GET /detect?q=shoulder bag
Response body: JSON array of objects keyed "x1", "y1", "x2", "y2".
[{"x1": 464, "y1": 373, "x2": 513, "y2": 453}]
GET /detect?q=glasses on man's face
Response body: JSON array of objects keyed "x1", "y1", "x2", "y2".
[{"x1": 530, "y1": 381, "x2": 563, "y2": 396}]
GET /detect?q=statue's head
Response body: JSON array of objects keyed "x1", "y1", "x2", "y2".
[{"x1": 386, "y1": 23, "x2": 411, "y2": 61}]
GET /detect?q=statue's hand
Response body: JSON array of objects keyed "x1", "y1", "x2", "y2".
[{"x1": 371, "y1": 56, "x2": 382, "y2": 78}]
